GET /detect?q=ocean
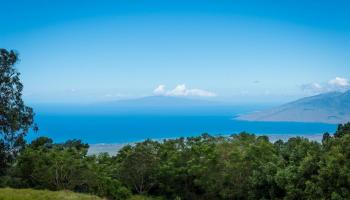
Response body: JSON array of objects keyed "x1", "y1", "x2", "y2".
[{"x1": 28, "y1": 114, "x2": 337, "y2": 144}]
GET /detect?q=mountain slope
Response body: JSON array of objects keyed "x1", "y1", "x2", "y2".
[
  {"x1": 98, "y1": 96, "x2": 223, "y2": 107},
  {"x1": 237, "y1": 91, "x2": 350, "y2": 124},
  {"x1": 0, "y1": 188, "x2": 102, "y2": 200},
  {"x1": 34, "y1": 96, "x2": 251, "y2": 116}
]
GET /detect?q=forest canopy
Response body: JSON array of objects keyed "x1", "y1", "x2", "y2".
[{"x1": 0, "y1": 127, "x2": 350, "y2": 200}]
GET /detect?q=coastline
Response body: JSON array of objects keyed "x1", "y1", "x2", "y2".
[{"x1": 88, "y1": 133, "x2": 325, "y2": 155}]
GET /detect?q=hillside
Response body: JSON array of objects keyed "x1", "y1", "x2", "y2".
[
  {"x1": 32, "y1": 96, "x2": 259, "y2": 116},
  {"x1": 0, "y1": 188, "x2": 159, "y2": 200},
  {"x1": 102, "y1": 96, "x2": 221, "y2": 107},
  {"x1": 0, "y1": 188, "x2": 102, "y2": 200},
  {"x1": 237, "y1": 91, "x2": 350, "y2": 124}
]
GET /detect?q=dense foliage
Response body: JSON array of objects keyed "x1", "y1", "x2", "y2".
[
  {"x1": 0, "y1": 127, "x2": 350, "y2": 200},
  {"x1": 0, "y1": 187, "x2": 103, "y2": 200},
  {"x1": 0, "y1": 49, "x2": 36, "y2": 177}
]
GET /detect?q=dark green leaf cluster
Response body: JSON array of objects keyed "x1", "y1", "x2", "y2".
[
  {"x1": 116, "y1": 127, "x2": 350, "y2": 200},
  {"x1": 2, "y1": 137, "x2": 131, "y2": 200},
  {"x1": 0, "y1": 49, "x2": 35, "y2": 176},
  {"x1": 3, "y1": 127, "x2": 350, "y2": 200}
]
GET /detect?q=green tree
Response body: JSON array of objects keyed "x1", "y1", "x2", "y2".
[
  {"x1": 16, "y1": 140, "x2": 89, "y2": 190},
  {"x1": 0, "y1": 49, "x2": 36, "y2": 148},
  {"x1": 209, "y1": 133, "x2": 279, "y2": 200},
  {"x1": 274, "y1": 137, "x2": 322, "y2": 199},
  {"x1": 15, "y1": 137, "x2": 131, "y2": 199},
  {"x1": 318, "y1": 134, "x2": 350, "y2": 199},
  {"x1": 117, "y1": 140, "x2": 161, "y2": 194},
  {"x1": 334, "y1": 123, "x2": 350, "y2": 138},
  {"x1": 0, "y1": 49, "x2": 36, "y2": 182},
  {"x1": 157, "y1": 134, "x2": 222, "y2": 200}
]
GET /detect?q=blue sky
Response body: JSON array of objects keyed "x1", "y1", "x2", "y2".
[{"x1": 1, "y1": 0, "x2": 349, "y2": 103}]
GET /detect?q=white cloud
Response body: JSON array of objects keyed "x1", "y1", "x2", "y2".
[
  {"x1": 328, "y1": 77, "x2": 349, "y2": 87},
  {"x1": 153, "y1": 85, "x2": 166, "y2": 95},
  {"x1": 301, "y1": 82, "x2": 323, "y2": 93},
  {"x1": 301, "y1": 77, "x2": 350, "y2": 94},
  {"x1": 153, "y1": 84, "x2": 216, "y2": 97},
  {"x1": 168, "y1": 84, "x2": 187, "y2": 96}
]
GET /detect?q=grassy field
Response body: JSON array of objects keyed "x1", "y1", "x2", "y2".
[
  {"x1": 0, "y1": 188, "x2": 163, "y2": 200},
  {"x1": 130, "y1": 195, "x2": 164, "y2": 200},
  {"x1": 0, "y1": 188, "x2": 102, "y2": 200}
]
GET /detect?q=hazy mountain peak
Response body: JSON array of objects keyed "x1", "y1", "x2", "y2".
[
  {"x1": 237, "y1": 90, "x2": 350, "y2": 124},
  {"x1": 105, "y1": 95, "x2": 222, "y2": 107}
]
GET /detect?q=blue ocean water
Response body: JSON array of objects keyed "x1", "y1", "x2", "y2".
[{"x1": 28, "y1": 114, "x2": 337, "y2": 144}]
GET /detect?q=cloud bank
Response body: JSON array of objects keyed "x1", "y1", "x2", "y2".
[
  {"x1": 153, "y1": 84, "x2": 216, "y2": 97},
  {"x1": 328, "y1": 77, "x2": 349, "y2": 87},
  {"x1": 301, "y1": 77, "x2": 350, "y2": 94}
]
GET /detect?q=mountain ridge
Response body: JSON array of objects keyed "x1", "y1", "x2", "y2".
[
  {"x1": 33, "y1": 95, "x2": 263, "y2": 116},
  {"x1": 237, "y1": 91, "x2": 350, "y2": 124},
  {"x1": 96, "y1": 95, "x2": 226, "y2": 107}
]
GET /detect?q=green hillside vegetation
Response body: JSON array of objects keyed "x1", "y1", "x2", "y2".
[
  {"x1": 0, "y1": 188, "x2": 102, "y2": 200},
  {"x1": 1, "y1": 126, "x2": 350, "y2": 199},
  {"x1": 0, "y1": 188, "x2": 160, "y2": 200}
]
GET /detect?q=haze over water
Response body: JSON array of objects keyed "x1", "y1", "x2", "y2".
[{"x1": 28, "y1": 106, "x2": 336, "y2": 144}]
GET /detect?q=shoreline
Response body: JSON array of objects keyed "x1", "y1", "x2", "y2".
[{"x1": 88, "y1": 133, "x2": 325, "y2": 155}]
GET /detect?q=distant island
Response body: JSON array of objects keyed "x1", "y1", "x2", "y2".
[{"x1": 237, "y1": 90, "x2": 350, "y2": 124}]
